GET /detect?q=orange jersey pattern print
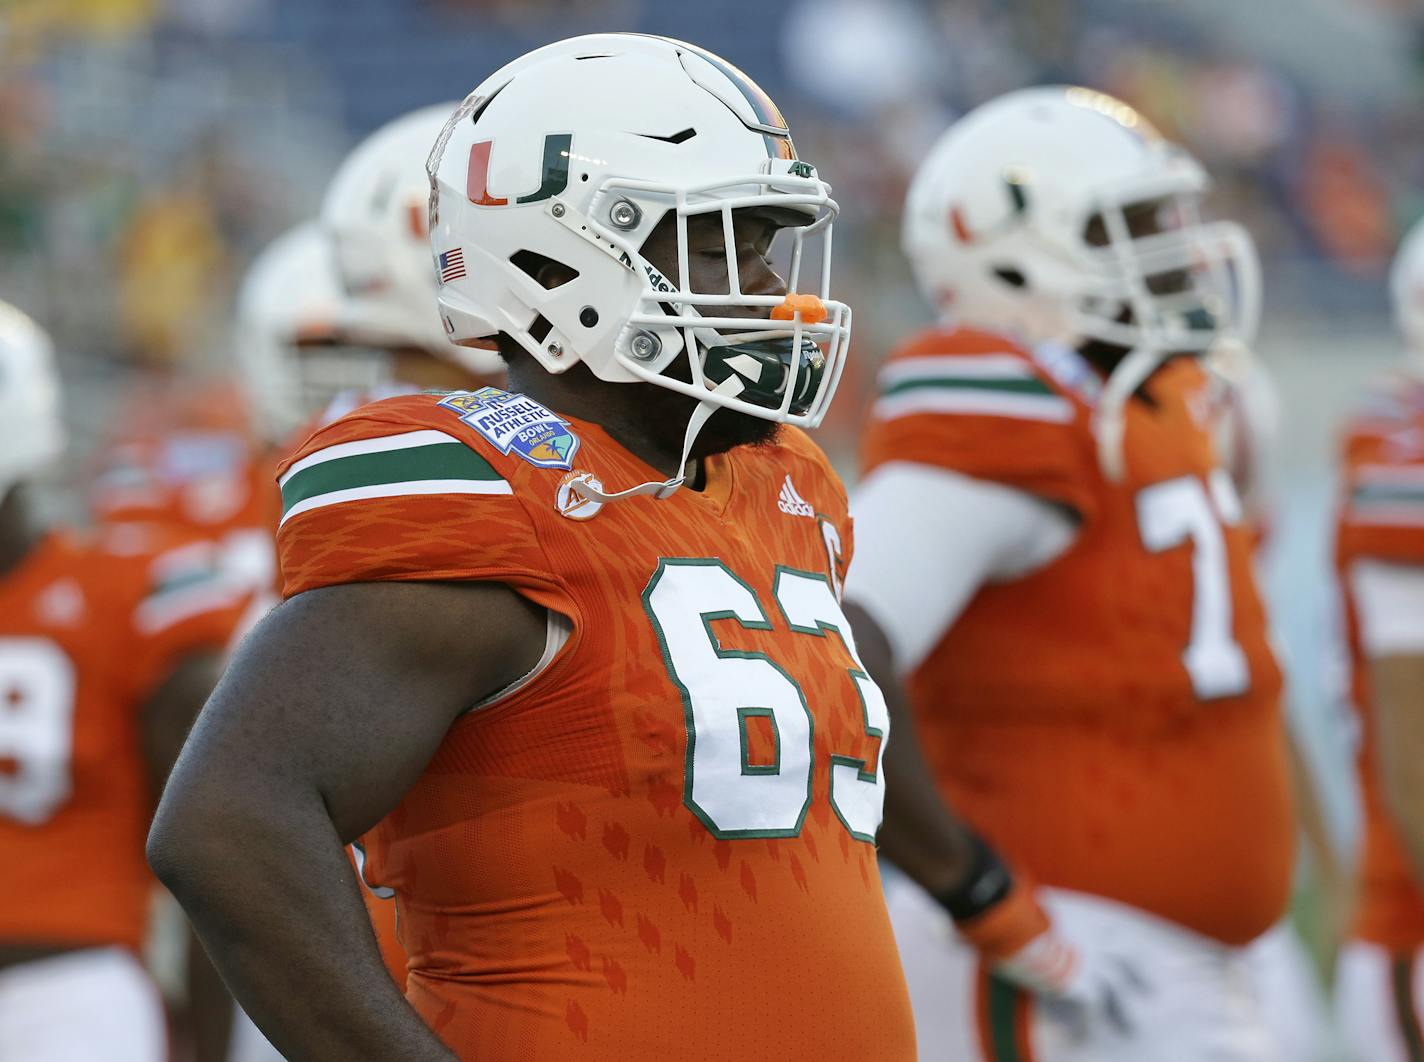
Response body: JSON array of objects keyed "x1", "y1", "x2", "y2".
[
  {"x1": 1335, "y1": 375, "x2": 1424, "y2": 949},
  {"x1": 275, "y1": 393, "x2": 913, "y2": 1061},
  {"x1": 0, "y1": 527, "x2": 249, "y2": 950},
  {"x1": 859, "y1": 328, "x2": 1292, "y2": 946}
]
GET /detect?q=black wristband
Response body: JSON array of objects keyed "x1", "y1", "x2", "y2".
[{"x1": 931, "y1": 832, "x2": 1015, "y2": 923}]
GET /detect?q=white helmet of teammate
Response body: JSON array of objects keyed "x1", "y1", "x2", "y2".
[
  {"x1": 427, "y1": 34, "x2": 850, "y2": 496},
  {"x1": 902, "y1": 86, "x2": 1260, "y2": 478},
  {"x1": 322, "y1": 104, "x2": 503, "y2": 378},
  {"x1": 0, "y1": 300, "x2": 64, "y2": 498},
  {"x1": 1389, "y1": 215, "x2": 1424, "y2": 366},
  {"x1": 233, "y1": 222, "x2": 358, "y2": 443}
]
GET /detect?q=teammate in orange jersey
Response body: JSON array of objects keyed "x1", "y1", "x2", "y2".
[
  {"x1": 0, "y1": 300, "x2": 251, "y2": 1061},
  {"x1": 1333, "y1": 219, "x2": 1424, "y2": 1062},
  {"x1": 148, "y1": 35, "x2": 940, "y2": 1061},
  {"x1": 844, "y1": 87, "x2": 1296, "y2": 1060}
]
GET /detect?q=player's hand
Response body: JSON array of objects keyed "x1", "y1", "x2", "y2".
[
  {"x1": 992, "y1": 922, "x2": 1151, "y2": 1036},
  {"x1": 934, "y1": 831, "x2": 1149, "y2": 1036}
]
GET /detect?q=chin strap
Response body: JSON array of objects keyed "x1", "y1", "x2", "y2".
[
  {"x1": 1091, "y1": 344, "x2": 1166, "y2": 483},
  {"x1": 569, "y1": 393, "x2": 728, "y2": 505}
]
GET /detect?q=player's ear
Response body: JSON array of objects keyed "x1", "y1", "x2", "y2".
[
  {"x1": 535, "y1": 261, "x2": 577, "y2": 289},
  {"x1": 508, "y1": 249, "x2": 579, "y2": 291}
]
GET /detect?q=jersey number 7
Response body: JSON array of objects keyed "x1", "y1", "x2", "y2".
[{"x1": 1136, "y1": 469, "x2": 1252, "y2": 700}]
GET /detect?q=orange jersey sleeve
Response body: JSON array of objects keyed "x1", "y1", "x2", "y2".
[
  {"x1": 1335, "y1": 381, "x2": 1424, "y2": 948},
  {"x1": 275, "y1": 396, "x2": 556, "y2": 604},
  {"x1": 1337, "y1": 395, "x2": 1424, "y2": 565},
  {"x1": 121, "y1": 529, "x2": 256, "y2": 697},
  {"x1": 270, "y1": 390, "x2": 912, "y2": 1060},
  {"x1": 859, "y1": 327, "x2": 1098, "y2": 519}
]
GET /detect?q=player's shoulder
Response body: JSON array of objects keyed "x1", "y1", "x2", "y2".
[
  {"x1": 767, "y1": 425, "x2": 841, "y2": 480},
  {"x1": 37, "y1": 523, "x2": 240, "y2": 638},
  {"x1": 887, "y1": 324, "x2": 1034, "y2": 362},
  {"x1": 275, "y1": 390, "x2": 542, "y2": 528},
  {"x1": 874, "y1": 325, "x2": 1079, "y2": 426},
  {"x1": 1341, "y1": 371, "x2": 1424, "y2": 464},
  {"x1": 274, "y1": 390, "x2": 570, "y2": 597},
  {"x1": 279, "y1": 387, "x2": 586, "y2": 477},
  {"x1": 279, "y1": 391, "x2": 465, "y2": 467},
  {"x1": 1335, "y1": 374, "x2": 1424, "y2": 542},
  {"x1": 754, "y1": 425, "x2": 848, "y2": 515}
]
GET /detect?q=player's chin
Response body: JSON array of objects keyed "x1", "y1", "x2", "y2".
[{"x1": 690, "y1": 407, "x2": 783, "y2": 457}]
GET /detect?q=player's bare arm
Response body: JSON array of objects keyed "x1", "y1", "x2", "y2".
[
  {"x1": 139, "y1": 650, "x2": 235, "y2": 1062},
  {"x1": 148, "y1": 579, "x2": 545, "y2": 1061},
  {"x1": 140, "y1": 651, "x2": 225, "y2": 799},
  {"x1": 843, "y1": 603, "x2": 976, "y2": 894},
  {"x1": 1371, "y1": 650, "x2": 1424, "y2": 881}
]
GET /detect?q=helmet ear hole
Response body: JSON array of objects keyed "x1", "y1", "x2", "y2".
[
  {"x1": 509, "y1": 249, "x2": 580, "y2": 289},
  {"x1": 991, "y1": 266, "x2": 1027, "y2": 289}
]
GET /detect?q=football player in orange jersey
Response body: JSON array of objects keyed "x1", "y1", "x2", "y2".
[
  {"x1": 1333, "y1": 218, "x2": 1424, "y2": 1062},
  {"x1": 842, "y1": 87, "x2": 1298, "y2": 1060},
  {"x1": 0, "y1": 299, "x2": 251, "y2": 1061},
  {"x1": 144, "y1": 34, "x2": 962, "y2": 1061}
]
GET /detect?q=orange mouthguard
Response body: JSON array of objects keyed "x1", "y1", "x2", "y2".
[{"x1": 770, "y1": 293, "x2": 828, "y2": 325}]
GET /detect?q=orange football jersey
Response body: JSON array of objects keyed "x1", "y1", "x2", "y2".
[
  {"x1": 276, "y1": 390, "x2": 914, "y2": 1060},
  {"x1": 859, "y1": 328, "x2": 1293, "y2": 946},
  {"x1": 1335, "y1": 374, "x2": 1424, "y2": 949},
  {"x1": 0, "y1": 526, "x2": 249, "y2": 950},
  {"x1": 90, "y1": 379, "x2": 279, "y2": 545}
]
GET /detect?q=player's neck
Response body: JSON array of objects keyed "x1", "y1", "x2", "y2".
[
  {"x1": 511, "y1": 366, "x2": 700, "y2": 484},
  {"x1": 0, "y1": 487, "x2": 44, "y2": 581}
]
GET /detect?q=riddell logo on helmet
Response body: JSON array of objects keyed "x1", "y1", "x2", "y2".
[
  {"x1": 466, "y1": 133, "x2": 572, "y2": 207},
  {"x1": 644, "y1": 266, "x2": 674, "y2": 293}
]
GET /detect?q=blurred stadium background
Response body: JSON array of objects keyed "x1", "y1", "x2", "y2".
[{"x1": 4, "y1": 0, "x2": 1418, "y2": 951}]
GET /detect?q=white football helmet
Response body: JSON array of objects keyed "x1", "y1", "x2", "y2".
[
  {"x1": 322, "y1": 104, "x2": 503, "y2": 379},
  {"x1": 903, "y1": 86, "x2": 1260, "y2": 478},
  {"x1": 428, "y1": 34, "x2": 850, "y2": 498},
  {"x1": 0, "y1": 300, "x2": 64, "y2": 498},
  {"x1": 233, "y1": 222, "x2": 364, "y2": 443},
  {"x1": 1390, "y1": 215, "x2": 1424, "y2": 367}
]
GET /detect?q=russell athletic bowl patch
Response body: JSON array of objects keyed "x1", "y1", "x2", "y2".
[{"x1": 438, "y1": 387, "x2": 580, "y2": 471}]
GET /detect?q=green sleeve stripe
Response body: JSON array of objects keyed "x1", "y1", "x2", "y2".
[
  {"x1": 985, "y1": 974, "x2": 1026, "y2": 1062},
  {"x1": 1352, "y1": 485, "x2": 1424, "y2": 506},
  {"x1": 881, "y1": 376, "x2": 1057, "y2": 398},
  {"x1": 1392, "y1": 956, "x2": 1424, "y2": 1062},
  {"x1": 281, "y1": 441, "x2": 503, "y2": 515}
]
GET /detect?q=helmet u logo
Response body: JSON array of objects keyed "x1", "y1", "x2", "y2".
[{"x1": 466, "y1": 134, "x2": 572, "y2": 207}]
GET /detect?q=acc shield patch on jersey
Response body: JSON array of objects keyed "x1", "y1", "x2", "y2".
[{"x1": 438, "y1": 387, "x2": 580, "y2": 470}]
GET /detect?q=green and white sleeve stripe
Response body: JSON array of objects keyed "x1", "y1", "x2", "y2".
[
  {"x1": 873, "y1": 355, "x2": 1074, "y2": 424},
  {"x1": 135, "y1": 540, "x2": 246, "y2": 635},
  {"x1": 1350, "y1": 464, "x2": 1424, "y2": 527},
  {"x1": 278, "y1": 429, "x2": 511, "y2": 526}
]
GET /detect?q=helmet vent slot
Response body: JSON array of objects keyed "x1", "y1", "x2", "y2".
[
  {"x1": 991, "y1": 266, "x2": 1027, "y2": 289},
  {"x1": 634, "y1": 127, "x2": 697, "y2": 146}
]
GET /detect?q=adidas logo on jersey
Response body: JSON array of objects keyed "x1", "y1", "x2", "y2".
[{"x1": 777, "y1": 475, "x2": 815, "y2": 519}]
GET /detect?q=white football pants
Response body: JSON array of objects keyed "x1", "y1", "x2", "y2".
[
  {"x1": 884, "y1": 866, "x2": 1289, "y2": 1061},
  {"x1": 1335, "y1": 939, "x2": 1424, "y2": 1062},
  {"x1": 0, "y1": 947, "x2": 166, "y2": 1062},
  {"x1": 230, "y1": 1004, "x2": 287, "y2": 1062}
]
